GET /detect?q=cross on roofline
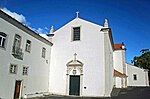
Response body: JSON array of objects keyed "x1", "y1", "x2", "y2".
[{"x1": 76, "y1": 11, "x2": 79, "y2": 18}]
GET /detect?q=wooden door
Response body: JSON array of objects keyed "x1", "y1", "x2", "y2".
[
  {"x1": 69, "y1": 75, "x2": 80, "y2": 96},
  {"x1": 14, "y1": 81, "x2": 22, "y2": 99}
]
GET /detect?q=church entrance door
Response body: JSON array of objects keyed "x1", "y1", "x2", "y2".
[{"x1": 69, "y1": 75, "x2": 80, "y2": 96}]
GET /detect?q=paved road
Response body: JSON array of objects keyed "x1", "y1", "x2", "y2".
[
  {"x1": 111, "y1": 87, "x2": 150, "y2": 99},
  {"x1": 29, "y1": 87, "x2": 150, "y2": 99}
]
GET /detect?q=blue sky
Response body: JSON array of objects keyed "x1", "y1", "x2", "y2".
[{"x1": 0, "y1": 0, "x2": 150, "y2": 63}]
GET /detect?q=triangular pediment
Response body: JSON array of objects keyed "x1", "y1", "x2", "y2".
[
  {"x1": 53, "y1": 17, "x2": 104, "y2": 34},
  {"x1": 67, "y1": 60, "x2": 83, "y2": 66}
]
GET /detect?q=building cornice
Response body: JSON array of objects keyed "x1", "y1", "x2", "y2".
[{"x1": 0, "y1": 10, "x2": 53, "y2": 46}]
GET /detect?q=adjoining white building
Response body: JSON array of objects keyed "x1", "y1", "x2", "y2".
[
  {"x1": 127, "y1": 64, "x2": 149, "y2": 86},
  {"x1": 113, "y1": 43, "x2": 149, "y2": 88},
  {"x1": 0, "y1": 10, "x2": 149, "y2": 99},
  {"x1": 0, "y1": 10, "x2": 52, "y2": 99}
]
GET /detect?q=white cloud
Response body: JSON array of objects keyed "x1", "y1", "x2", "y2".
[
  {"x1": 30, "y1": 27, "x2": 49, "y2": 34},
  {"x1": 44, "y1": 27, "x2": 49, "y2": 30},
  {"x1": 36, "y1": 28, "x2": 43, "y2": 34},
  {"x1": 1, "y1": 8, "x2": 26, "y2": 23},
  {"x1": 1, "y1": 8, "x2": 49, "y2": 34},
  {"x1": 31, "y1": 27, "x2": 49, "y2": 39},
  {"x1": 37, "y1": 27, "x2": 49, "y2": 34}
]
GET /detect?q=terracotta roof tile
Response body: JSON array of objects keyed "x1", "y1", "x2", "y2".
[
  {"x1": 114, "y1": 44, "x2": 123, "y2": 50},
  {"x1": 114, "y1": 69, "x2": 126, "y2": 77}
]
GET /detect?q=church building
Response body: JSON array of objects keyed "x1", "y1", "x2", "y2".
[
  {"x1": 49, "y1": 15, "x2": 114, "y2": 97},
  {"x1": 48, "y1": 13, "x2": 149, "y2": 97},
  {"x1": 0, "y1": 10, "x2": 149, "y2": 99}
]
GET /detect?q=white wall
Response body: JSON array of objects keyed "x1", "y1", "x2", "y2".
[
  {"x1": 113, "y1": 48, "x2": 149, "y2": 88},
  {"x1": 0, "y1": 17, "x2": 51, "y2": 99},
  {"x1": 113, "y1": 50, "x2": 126, "y2": 74},
  {"x1": 127, "y1": 64, "x2": 149, "y2": 86},
  {"x1": 49, "y1": 18, "x2": 107, "y2": 97},
  {"x1": 103, "y1": 30, "x2": 114, "y2": 96},
  {"x1": 115, "y1": 77, "x2": 122, "y2": 88}
]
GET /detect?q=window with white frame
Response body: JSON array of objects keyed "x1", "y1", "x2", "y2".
[
  {"x1": 23, "y1": 66, "x2": 29, "y2": 75},
  {"x1": 0, "y1": 32, "x2": 7, "y2": 48},
  {"x1": 72, "y1": 27, "x2": 80, "y2": 41},
  {"x1": 9, "y1": 64, "x2": 17, "y2": 74},
  {"x1": 13, "y1": 34, "x2": 21, "y2": 48},
  {"x1": 12, "y1": 34, "x2": 23, "y2": 60},
  {"x1": 42, "y1": 47, "x2": 46, "y2": 58},
  {"x1": 25, "y1": 40, "x2": 31, "y2": 52}
]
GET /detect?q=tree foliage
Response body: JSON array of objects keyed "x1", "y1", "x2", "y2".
[{"x1": 132, "y1": 49, "x2": 150, "y2": 70}]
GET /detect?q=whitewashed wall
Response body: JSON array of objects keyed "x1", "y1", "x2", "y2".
[
  {"x1": 113, "y1": 50, "x2": 126, "y2": 74},
  {"x1": 114, "y1": 77, "x2": 122, "y2": 88},
  {"x1": 0, "y1": 17, "x2": 51, "y2": 99},
  {"x1": 103, "y1": 30, "x2": 114, "y2": 96},
  {"x1": 49, "y1": 18, "x2": 109, "y2": 97},
  {"x1": 127, "y1": 64, "x2": 149, "y2": 86},
  {"x1": 113, "y1": 48, "x2": 149, "y2": 88}
]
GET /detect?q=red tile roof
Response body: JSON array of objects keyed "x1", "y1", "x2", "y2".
[
  {"x1": 114, "y1": 69, "x2": 126, "y2": 77},
  {"x1": 114, "y1": 44, "x2": 123, "y2": 50}
]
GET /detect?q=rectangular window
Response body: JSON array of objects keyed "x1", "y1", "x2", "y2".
[
  {"x1": 0, "y1": 32, "x2": 7, "y2": 48},
  {"x1": 23, "y1": 67, "x2": 29, "y2": 75},
  {"x1": 9, "y1": 64, "x2": 17, "y2": 74},
  {"x1": 13, "y1": 34, "x2": 21, "y2": 48},
  {"x1": 133, "y1": 74, "x2": 137, "y2": 80},
  {"x1": 12, "y1": 34, "x2": 23, "y2": 60},
  {"x1": 25, "y1": 40, "x2": 31, "y2": 53},
  {"x1": 73, "y1": 27, "x2": 80, "y2": 41},
  {"x1": 42, "y1": 47, "x2": 46, "y2": 58}
]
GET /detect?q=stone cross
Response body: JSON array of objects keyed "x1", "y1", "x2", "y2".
[
  {"x1": 76, "y1": 11, "x2": 79, "y2": 18},
  {"x1": 74, "y1": 53, "x2": 77, "y2": 61}
]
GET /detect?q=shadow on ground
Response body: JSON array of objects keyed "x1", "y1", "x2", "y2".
[{"x1": 29, "y1": 87, "x2": 150, "y2": 99}]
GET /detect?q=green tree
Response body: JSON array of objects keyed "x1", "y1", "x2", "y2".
[{"x1": 131, "y1": 49, "x2": 150, "y2": 70}]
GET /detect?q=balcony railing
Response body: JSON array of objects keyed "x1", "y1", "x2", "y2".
[{"x1": 12, "y1": 46, "x2": 23, "y2": 60}]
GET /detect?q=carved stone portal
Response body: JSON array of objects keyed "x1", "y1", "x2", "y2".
[{"x1": 66, "y1": 53, "x2": 83, "y2": 95}]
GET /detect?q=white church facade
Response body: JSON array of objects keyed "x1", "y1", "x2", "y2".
[
  {"x1": 49, "y1": 17, "x2": 114, "y2": 97},
  {"x1": 0, "y1": 10, "x2": 149, "y2": 99}
]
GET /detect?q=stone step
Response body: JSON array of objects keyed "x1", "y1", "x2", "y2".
[{"x1": 111, "y1": 88, "x2": 121, "y2": 97}]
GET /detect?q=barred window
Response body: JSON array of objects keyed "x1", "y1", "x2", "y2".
[{"x1": 73, "y1": 27, "x2": 80, "y2": 41}]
